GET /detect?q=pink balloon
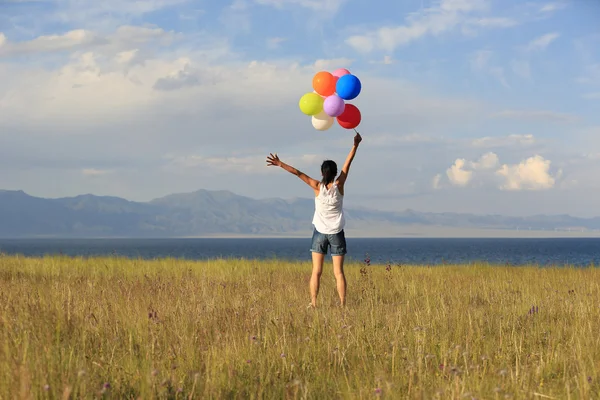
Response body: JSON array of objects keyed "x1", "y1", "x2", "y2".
[
  {"x1": 332, "y1": 68, "x2": 350, "y2": 78},
  {"x1": 323, "y1": 94, "x2": 345, "y2": 117}
]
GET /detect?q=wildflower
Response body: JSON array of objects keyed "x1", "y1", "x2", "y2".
[
  {"x1": 374, "y1": 388, "x2": 382, "y2": 395},
  {"x1": 528, "y1": 305, "x2": 539, "y2": 315},
  {"x1": 280, "y1": 353, "x2": 286, "y2": 358},
  {"x1": 101, "y1": 382, "x2": 111, "y2": 394},
  {"x1": 177, "y1": 387, "x2": 184, "y2": 393},
  {"x1": 43, "y1": 385, "x2": 50, "y2": 391}
]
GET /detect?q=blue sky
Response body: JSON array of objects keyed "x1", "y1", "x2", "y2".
[{"x1": 0, "y1": 0, "x2": 599, "y2": 217}]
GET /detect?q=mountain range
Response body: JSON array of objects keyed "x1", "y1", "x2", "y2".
[{"x1": 0, "y1": 189, "x2": 599, "y2": 238}]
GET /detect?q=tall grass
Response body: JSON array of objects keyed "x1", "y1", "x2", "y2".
[{"x1": 0, "y1": 255, "x2": 598, "y2": 399}]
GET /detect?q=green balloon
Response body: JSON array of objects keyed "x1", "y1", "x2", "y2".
[{"x1": 299, "y1": 93, "x2": 324, "y2": 116}]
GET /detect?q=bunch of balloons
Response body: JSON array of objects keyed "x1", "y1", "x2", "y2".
[{"x1": 298, "y1": 68, "x2": 362, "y2": 131}]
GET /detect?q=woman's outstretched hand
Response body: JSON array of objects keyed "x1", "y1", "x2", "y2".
[
  {"x1": 354, "y1": 131, "x2": 362, "y2": 147},
  {"x1": 266, "y1": 153, "x2": 282, "y2": 167}
]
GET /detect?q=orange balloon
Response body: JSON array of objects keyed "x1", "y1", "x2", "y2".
[{"x1": 312, "y1": 71, "x2": 336, "y2": 97}]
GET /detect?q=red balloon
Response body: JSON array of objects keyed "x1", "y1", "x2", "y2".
[{"x1": 336, "y1": 104, "x2": 361, "y2": 129}]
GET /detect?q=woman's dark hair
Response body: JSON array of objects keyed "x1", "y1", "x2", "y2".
[{"x1": 321, "y1": 160, "x2": 338, "y2": 187}]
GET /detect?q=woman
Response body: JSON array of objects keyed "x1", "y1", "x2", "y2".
[{"x1": 266, "y1": 132, "x2": 362, "y2": 308}]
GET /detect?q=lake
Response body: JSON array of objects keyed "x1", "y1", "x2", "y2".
[{"x1": 0, "y1": 237, "x2": 599, "y2": 266}]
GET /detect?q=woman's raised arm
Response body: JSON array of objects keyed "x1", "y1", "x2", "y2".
[
  {"x1": 266, "y1": 153, "x2": 320, "y2": 192},
  {"x1": 336, "y1": 132, "x2": 362, "y2": 187}
]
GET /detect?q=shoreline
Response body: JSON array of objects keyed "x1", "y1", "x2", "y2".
[{"x1": 2, "y1": 227, "x2": 600, "y2": 240}]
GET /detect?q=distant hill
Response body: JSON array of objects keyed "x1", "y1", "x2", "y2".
[{"x1": 0, "y1": 189, "x2": 599, "y2": 238}]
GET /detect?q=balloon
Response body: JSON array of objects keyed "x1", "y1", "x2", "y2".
[
  {"x1": 332, "y1": 68, "x2": 350, "y2": 78},
  {"x1": 336, "y1": 74, "x2": 361, "y2": 100},
  {"x1": 312, "y1": 71, "x2": 337, "y2": 97},
  {"x1": 323, "y1": 94, "x2": 345, "y2": 117},
  {"x1": 313, "y1": 90, "x2": 325, "y2": 98},
  {"x1": 336, "y1": 104, "x2": 361, "y2": 129},
  {"x1": 312, "y1": 110, "x2": 334, "y2": 131},
  {"x1": 299, "y1": 92, "x2": 324, "y2": 116}
]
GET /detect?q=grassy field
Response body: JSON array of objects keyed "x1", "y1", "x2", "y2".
[{"x1": 0, "y1": 255, "x2": 599, "y2": 399}]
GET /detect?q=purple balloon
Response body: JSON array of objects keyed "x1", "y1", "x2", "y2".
[{"x1": 323, "y1": 95, "x2": 345, "y2": 117}]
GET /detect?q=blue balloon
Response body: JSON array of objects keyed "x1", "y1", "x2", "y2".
[{"x1": 336, "y1": 74, "x2": 361, "y2": 100}]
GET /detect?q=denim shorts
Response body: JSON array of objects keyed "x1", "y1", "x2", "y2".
[{"x1": 310, "y1": 228, "x2": 347, "y2": 256}]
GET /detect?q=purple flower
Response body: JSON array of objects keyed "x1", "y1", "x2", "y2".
[
  {"x1": 374, "y1": 388, "x2": 382, "y2": 395},
  {"x1": 280, "y1": 353, "x2": 286, "y2": 358}
]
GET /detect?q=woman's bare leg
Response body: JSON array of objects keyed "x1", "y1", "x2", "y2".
[
  {"x1": 310, "y1": 252, "x2": 325, "y2": 307},
  {"x1": 332, "y1": 255, "x2": 346, "y2": 307}
]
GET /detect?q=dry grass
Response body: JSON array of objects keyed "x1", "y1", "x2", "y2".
[{"x1": 0, "y1": 255, "x2": 599, "y2": 399}]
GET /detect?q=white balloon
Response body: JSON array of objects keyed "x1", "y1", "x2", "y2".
[{"x1": 312, "y1": 111, "x2": 334, "y2": 131}]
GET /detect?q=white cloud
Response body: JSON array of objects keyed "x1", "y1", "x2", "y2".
[
  {"x1": 442, "y1": 152, "x2": 558, "y2": 191},
  {"x1": 0, "y1": 26, "x2": 177, "y2": 58},
  {"x1": 345, "y1": 0, "x2": 516, "y2": 53},
  {"x1": 472, "y1": 152, "x2": 500, "y2": 169},
  {"x1": 0, "y1": 29, "x2": 97, "y2": 56},
  {"x1": 492, "y1": 109, "x2": 578, "y2": 123},
  {"x1": 369, "y1": 55, "x2": 395, "y2": 65},
  {"x1": 539, "y1": 2, "x2": 567, "y2": 13},
  {"x1": 467, "y1": 17, "x2": 517, "y2": 28},
  {"x1": 1, "y1": 23, "x2": 496, "y2": 205},
  {"x1": 163, "y1": 152, "x2": 322, "y2": 175},
  {"x1": 82, "y1": 168, "x2": 112, "y2": 177},
  {"x1": 267, "y1": 37, "x2": 287, "y2": 49},
  {"x1": 525, "y1": 32, "x2": 560, "y2": 52},
  {"x1": 255, "y1": 0, "x2": 346, "y2": 12},
  {"x1": 471, "y1": 134, "x2": 535, "y2": 148},
  {"x1": 346, "y1": 36, "x2": 374, "y2": 53},
  {"x1": 446, "y1": 159, "x2": 474, "y2": 187},
  {"x1": 446, "y1": 152, "x2": 499, "y2": 187},
  {"x1": 48, "y1": 0, "x2": 189, "y2": 29},
  {"x1": 311, "y1": 58, "x2": 354, "y2": 71},
  {"x1": 496, "y1": 156, "x2": 556, "y2": 191},
  {"x1": 432, "y1": 174, "x2": 442, "y2": 189}
]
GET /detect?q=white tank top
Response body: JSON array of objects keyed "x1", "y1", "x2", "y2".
[{"x1": 312, "y1": 182, "x2": 345, "y2": 234}]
